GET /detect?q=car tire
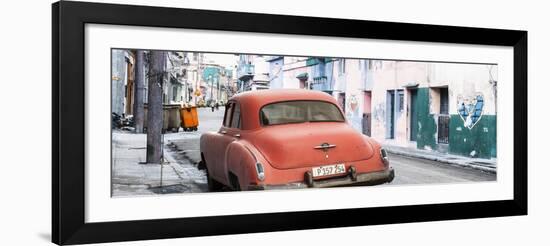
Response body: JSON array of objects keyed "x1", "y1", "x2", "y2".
[
  {"x1": 228, "y1": 172, "x2": 241, "y2": 191},
  {"x1": 206, "y1": 168, "x2": 223, "y2": 192}
]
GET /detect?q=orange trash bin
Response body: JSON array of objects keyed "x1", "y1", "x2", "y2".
[{"x1": 180, "y1": 106, "x2": 199, "y2": 131}]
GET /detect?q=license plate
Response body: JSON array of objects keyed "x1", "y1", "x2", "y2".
[{"x1": 311, "y1": 164, "x2": 346, "y2": 177}]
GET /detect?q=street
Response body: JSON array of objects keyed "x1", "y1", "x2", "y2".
[
  {"x1": 110, "y1": 50, "x2": 498, "y2": 198},
  {"x1": 164, "y1": 107, "x2": 225, "y2": 175},
  {"x1": 388, "y1": 154, "x2": 495, "y2": 185},
  {"x1": 112, "y1": 107, "x2": 495, "y2": 196},
  {"x1": 166, "y1": 107, "x2": 496, "y2": 186}
]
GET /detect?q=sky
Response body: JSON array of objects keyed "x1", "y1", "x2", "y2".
[{"x1": 203, "y1": 53, "x2": 239, "y2": 69}]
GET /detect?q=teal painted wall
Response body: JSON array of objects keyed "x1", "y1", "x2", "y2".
[
  {"x1": 449, "y1": 115, "x2": 497, "y2": 159},
  {"x1": 411, "y1": 88, "x2": 496, "y2": 159},
  {"x1": 415, "y1": 88, "x2": 438, "y2": 150},
  {"x1": 202, "y1": 66, "x2": 221, "y2": 84}
]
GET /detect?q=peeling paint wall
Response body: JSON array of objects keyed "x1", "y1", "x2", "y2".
[
  {"x1": 449, "y1": 115, "x2": 496, "y2": 158},
  {"x1": 368, "y1": 61, "x2": 413, "y2": 145},
  {"x1": 342, "y1": 59, "x2": 364, "y2": 132},
  {"x1": 415, "y1": 88, "x2": 438, "y2": 150},
  {"x1": 368, "y1": 61, "x2": 497, "y2": 159}
]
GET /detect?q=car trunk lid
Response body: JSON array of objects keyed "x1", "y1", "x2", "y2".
[{"x1": 252, "y1": 122, "x2": 374, "y2": 169}]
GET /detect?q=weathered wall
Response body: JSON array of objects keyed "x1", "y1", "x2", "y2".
[
  {"x1": 415, "y1": 88, "x2": 437, "y2": 150},
  {"x1": 111, "y1": 49, "x2": 126, "y2": 116},
  {"x1": 430, "y1": 63, "x2": 497, "y2": 158},
  {"x1": 449, "y1": 115, "x2": 496, "y2": 158},
  {"x1": 369, "y1": 61, "x2": 411, "y2": 146},
  {"x1": 282, "y1": 57, "x2": 306, "y2": 89},
  {"x1": 256, "y1": 56, "x2": 498, "y2": 159},
  {"x1": 367, "y1": 61, "x2": 497, "y2": 159},
  {"x1": 268, "y1": 57, "x2": 284, "y2": 89},
  {"x1": 343, "y1": 59, "x2": 364, "y2": 132}
]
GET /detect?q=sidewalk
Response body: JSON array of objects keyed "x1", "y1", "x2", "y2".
[
  {"x1": 383, "y1": 145, "x2": 496, "y2": 173},
  {"x1": 111, "y1": 131, "x2": 208, "y2": 197}
]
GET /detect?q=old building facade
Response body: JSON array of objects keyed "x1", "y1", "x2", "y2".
[
  {"x1": 366, "y1": 61, "x2": 497, "y2": 159},
  {"x1": 112, "y1": 50, "x2": 496, "y2": 159},
  {"x1": 263, "y1": 56, "x2": 497, "y2": 159},
  {"x1": 112, "y1": 50, "x2": 237, "y2": 111},
  {"x1": 111, "y1": 49, "x2": 138, "y2": 117}
]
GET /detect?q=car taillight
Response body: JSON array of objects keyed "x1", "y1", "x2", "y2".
[
  {"x1": 255, "y1": 162, "x2": 265, "y2": 181},
  {"x1": 380, "y1": 148, "x2": 389, "y2": 166}
]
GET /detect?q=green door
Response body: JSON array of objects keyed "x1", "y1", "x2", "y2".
[{"x1": 410, "y1": 89, "x2": 418, "y2": 141}]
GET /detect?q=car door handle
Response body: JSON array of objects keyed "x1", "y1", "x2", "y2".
[
  {"x1": 220, "y1": 130, "x2": 227, "y2": 134},
  {"x1": 234, "y1": 134, "x2": 241, "y2": 138}
]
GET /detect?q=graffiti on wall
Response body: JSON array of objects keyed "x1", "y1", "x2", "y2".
[
  {"x1": 457, "y1": 93, "x2": 484, "y2": 129},
  {"x1": 372, "y1": 103, "x2": 385, "y2": 123},
  {"x1": 345, "y1": 94, "x2": 362, "y2": 131},
  {"x1": 348, "y1": 95, "x2": 359, "y2": 114}
]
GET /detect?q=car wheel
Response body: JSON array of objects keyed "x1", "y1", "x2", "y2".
[
  {"x1": 206, "y1": 169, "x2": 223, "y2": 192},
  {"x1": 228, "y1": 172, "x2": 241, "y2": 191},
  {"x1": 304, "y1": 171, "x2": 314, "y2": 188}
]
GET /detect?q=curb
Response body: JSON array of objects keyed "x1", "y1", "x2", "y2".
[{"x1": 385, "y1": 148, "x2": 496, "y2": 174}]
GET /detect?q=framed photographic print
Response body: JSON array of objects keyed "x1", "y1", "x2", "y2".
[{"x1": 52, "y1": 1, "x2": 527, "y2": 245}]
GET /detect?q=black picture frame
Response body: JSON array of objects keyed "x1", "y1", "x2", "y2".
[{"x1": 52, "y1": 1, "x2": 527, "y2": 245}]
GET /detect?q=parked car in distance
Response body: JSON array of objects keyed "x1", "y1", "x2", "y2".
[{"x1": 199, "y1": 89, "x2": 394, "y2": 191}]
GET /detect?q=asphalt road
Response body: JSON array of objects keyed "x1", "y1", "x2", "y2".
[
  {"x1": 387, "y1": 154, "x2": 495, "y2": 185},
  {"x1": 165, "y1": 107, "x2": 496, "y2": 188}
]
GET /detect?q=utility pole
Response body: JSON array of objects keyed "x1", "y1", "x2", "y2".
[
  {"x1": 133, "y1": 50, "x2": 145, "y2": 133},
  {"x1": 195, "y1": 53, "x2": 202, "y2": 105},
  {"x1": 146, "y1": 50, "x2": 166, "y2": 164}
]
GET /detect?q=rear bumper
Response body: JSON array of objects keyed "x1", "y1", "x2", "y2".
[{"x1": 248, "y1": 168, "x2": 395, "y2": 190}]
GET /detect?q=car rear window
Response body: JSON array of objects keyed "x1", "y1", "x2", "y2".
[{"x1": 260, "y1": 100, "x2": 345, "y2": 126}]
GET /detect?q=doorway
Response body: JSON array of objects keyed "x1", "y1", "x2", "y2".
[
  {"x1": 386, "y1": 90, "x2": 395, "y2": 139},
  {"x1": 437, "y1": 87, "x2": 450, "y2": 144},
  {"x1": 409, "y1": 88, "x2": 418, "y2": 141},
  {"x1": 362, "y1": 91, "x2": 372, "y2": 136}
]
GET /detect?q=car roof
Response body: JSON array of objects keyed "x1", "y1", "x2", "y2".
[
  {"x1": 230, "y1": 89, "x2": 337, "y2": 106},
  {"x1": 228, "y1": 89, "x2": 342, "y2": 130}
]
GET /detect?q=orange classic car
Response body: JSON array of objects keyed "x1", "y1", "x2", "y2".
[{"x1": 199, "y1": 89, "x2": 394, "y2": 191}]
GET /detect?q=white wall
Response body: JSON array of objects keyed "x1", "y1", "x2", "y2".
[{"x1": 0, "y1": 0, "x2": 546, "y2": 246}]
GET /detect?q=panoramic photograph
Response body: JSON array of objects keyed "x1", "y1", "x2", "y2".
[{"x1": 111, "y1": 49, "x2": 497, "y2": 197}]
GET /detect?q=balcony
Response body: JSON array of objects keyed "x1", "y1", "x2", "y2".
[
  {"x1": 237, "y1": 64, "x2": 255, "y2": 80},
  {"x1": 312, "y1": 76, "x2": 328, "y2": 85},
  {"x1": 306, "y1": 57, "x2": 331, "y2": 66}
]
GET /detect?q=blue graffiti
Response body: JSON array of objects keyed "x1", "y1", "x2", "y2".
[{"x1": 458, "y1": 94, "x2": 484, "y2": 129}]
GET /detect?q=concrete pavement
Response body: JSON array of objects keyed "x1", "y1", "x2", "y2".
[{"x1": 111, "y1": 131, "x2": 208, "y2": 197}]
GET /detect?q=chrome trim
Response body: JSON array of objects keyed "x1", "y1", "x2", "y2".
[
  {"x1": 380, "y1": 148, "x2": 389, "y2": 165},
  {"x1": 314, "y1": 143, "x2": 336, "y2": 149},
  {"x1": 248, "y1": 168, "x2": 395, "y2": 190},
  {"x1": 255, "y1": 162, "x2": 265, "y2": 181}
]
